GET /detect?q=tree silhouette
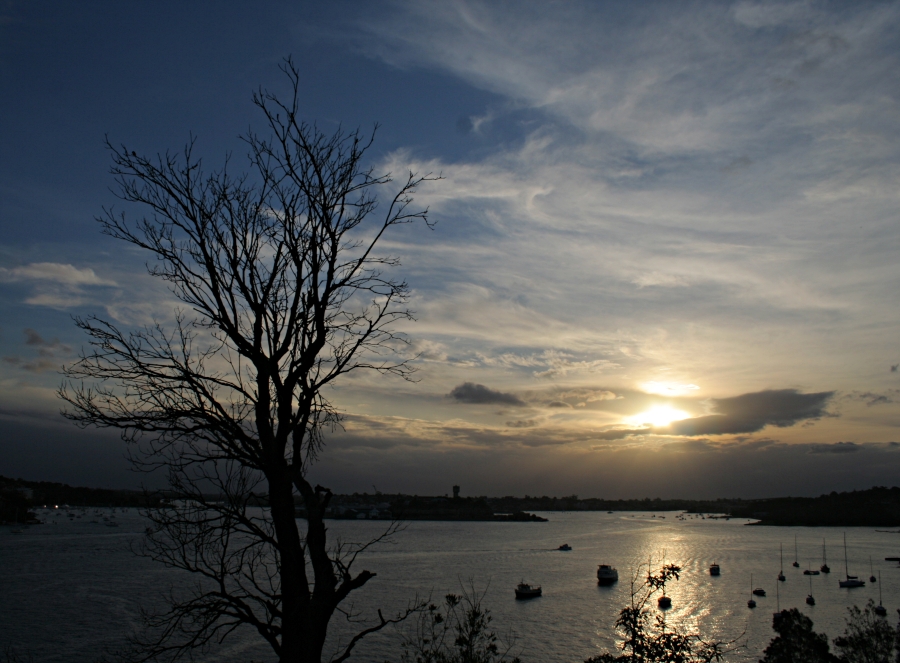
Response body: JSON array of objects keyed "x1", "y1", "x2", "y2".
[
  {"x1": 585, "y1": 560, "x2": 733, "y2": 663},
  {"x1": 60, "y1": 58, "x2": 438, "y2": 663},
  {"x1": 760, "y1": 609, "x2": 835, "y2": 663}
]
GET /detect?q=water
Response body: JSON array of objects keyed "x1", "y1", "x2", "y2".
[{"x1": 2, "y1": 509, "x2": 898, "y2": 662}]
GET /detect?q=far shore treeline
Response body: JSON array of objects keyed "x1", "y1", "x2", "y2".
[{"x1": 3, "y1": 475, "x2": 899, "y2": 527}]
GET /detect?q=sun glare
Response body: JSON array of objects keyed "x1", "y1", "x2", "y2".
[
  {"x1": 627, "y1": 406, "x2": 691, "y2": 428},
  {"x1": 641, "y1": 381, "x2": 700, "y2": 397}
]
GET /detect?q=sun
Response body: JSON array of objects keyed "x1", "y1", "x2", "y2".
[{"x1": 627, "y1": 405, "x2": 691, "y2": 428}]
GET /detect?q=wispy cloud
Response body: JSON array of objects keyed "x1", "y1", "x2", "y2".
[
  {"x1": 0, "y1": 262, "x2": 116, "y2": 287},
  {"x1": 3, "y1": 328, "x2": 73, "y2": 373},
  {"x1": 359, "y1": 0, "x2": 900, "y2": 419},
  {"x1": 808, "y1": 441, "x2": 860, "y2": 455},
  {"x1": 0, "y1": 262, "x2": 117, "y2": 308}
]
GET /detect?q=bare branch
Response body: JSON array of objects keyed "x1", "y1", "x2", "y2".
[{"x1": 61, "y1": 57, "x2": 437, "y2": 663}]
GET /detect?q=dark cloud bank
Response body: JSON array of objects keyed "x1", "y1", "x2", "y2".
[
  {"x1": 667, "y1": 389, "x2": 834, "y2": 436},
  {"x1": 449, "y1": 382, "x2": 525, "y2": 406}
]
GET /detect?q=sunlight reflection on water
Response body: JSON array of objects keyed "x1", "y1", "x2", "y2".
[{"x1": 2, "y1": 510, "x2": 897, "y2": 662}]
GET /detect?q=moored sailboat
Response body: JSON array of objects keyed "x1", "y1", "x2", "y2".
[
  {"x1": 792, "y1": 535, "x2": 800, "y2": 568},
  {"x1": 820, "y1": 539, "x2": 830, "y2": 574},
  {"x1": 839, "y1": 532, "x2": 865, "y2": 588},
  {"x1": 874, "y1": 572, "x2": 887, "y2": 616}
]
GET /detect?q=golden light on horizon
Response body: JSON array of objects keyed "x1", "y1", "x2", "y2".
[
  {"x1": 640, "y1": 381, "x2": 700, "y2": 397},
  {"x1": 626, "y1": 405, "x2": 692, "y2": 428}
]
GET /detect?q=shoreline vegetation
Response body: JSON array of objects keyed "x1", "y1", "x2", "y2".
[{"x1": 3, "y1": 476, "x2": 899, "y2": 526}]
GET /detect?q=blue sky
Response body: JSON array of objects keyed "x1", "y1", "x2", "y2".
[{"x1": 2, "y1": 1, "x2": 900, "y2": 497}]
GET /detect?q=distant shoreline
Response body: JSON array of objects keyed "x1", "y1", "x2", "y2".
[{"x1": 3, "y1": 476, "x2": 898, "y2": 527}]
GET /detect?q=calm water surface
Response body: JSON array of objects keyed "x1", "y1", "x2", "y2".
[{"x1": 3, "y1": 509, "x2": 898, "y2": 662}]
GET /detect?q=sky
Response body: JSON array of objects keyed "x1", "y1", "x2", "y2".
[{"x1": 2, "y1": 1, "x2": 900, "y2": 499}]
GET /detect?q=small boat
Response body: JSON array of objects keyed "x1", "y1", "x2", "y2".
[
  {"x1": 658, "y1": 595, "x2": 671, "y2": 609},
  {"x1": 806, "y1": 574, "x2": 815, "y2": 605},
  {"x1": 514, "y1": 582, "x2": 542, "y2": 599},
  {"x1": 874, "y1": 572, "x2": 887, "y2": 616},
  {"x1": 778, "y1": 544, "x2": 785, "y2": 581},
  {"x1": 869, "y1": 557, "x2": 876, "y2": 583},
  {"x1": 820, "y1": 539, "x2": 830, "y2": 574},
  {"x1": 792, "y1": 535, "x2": 800, "y2": 568},
  {"x1": 748, "y1": 574, "x2": 757, "y2": 608},
  {"x1": 803, "y1": 566, "x2": 820, "y2": 576},
  {"x1": 839, "y1": 533, "x2": 865, "y2": 588},
  {"x1": 558, "y1": 544, "x2": 572, "y2": 551},
  {"x1": 709, "y1": 563, "x2": 720, "y2": 576},
  {"x1": 752, "y1": 587, "x2": 766, "y2": 596},
  {"x1": 597, "y1": 564, "x2": 619, "y2": 585}
]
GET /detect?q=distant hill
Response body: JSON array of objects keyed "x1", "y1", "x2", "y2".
[
  {"x1": 728, "y1": 486, "x2": 900, "y2": 526},
  {"x1": 0, "y1": 475, "x2": 160, "y2": 510}
]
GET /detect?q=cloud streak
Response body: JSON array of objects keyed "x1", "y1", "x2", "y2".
[{"x1": 0, "y1": 262, "x2": 117, "y2": 308}]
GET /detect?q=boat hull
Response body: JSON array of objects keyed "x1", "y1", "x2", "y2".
[{"x1": 597, "y1": 565, "x2": 619, "y2": 585}]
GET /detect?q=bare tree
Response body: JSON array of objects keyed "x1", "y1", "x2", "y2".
[{"x1": 60, "y1": 58, "x2": 438, "y2": 663}]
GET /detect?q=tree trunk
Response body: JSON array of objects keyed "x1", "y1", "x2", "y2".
[{"x1": 269, "y1": 475, "x2": 313, "y2": 662}]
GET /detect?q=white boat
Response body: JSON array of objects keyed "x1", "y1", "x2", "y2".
[
  {"x1": 597, "y1": 564, "x2": 619, "y2": 585},
  {"x1": 839, "y1": 533, "x2": 865, "y2": 588}
]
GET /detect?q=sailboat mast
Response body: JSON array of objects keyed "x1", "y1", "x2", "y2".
[{"x1": 844, "y1": 532, "x2": 849, "y2": 578}]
